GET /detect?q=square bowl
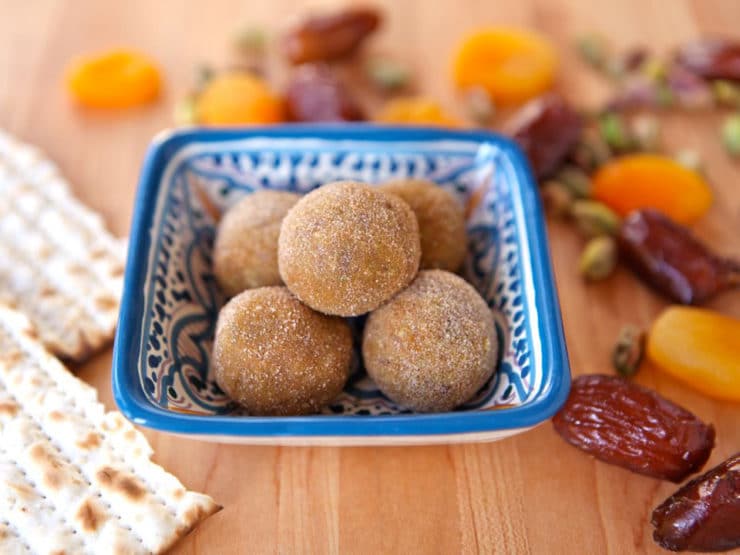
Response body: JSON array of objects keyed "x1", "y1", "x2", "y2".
[{"x1": 113, "y1": 124, "x2": 571, "y2": 445}]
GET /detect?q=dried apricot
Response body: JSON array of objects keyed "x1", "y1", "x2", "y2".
[
  {"x1": 66, "y1": 49, "x2": 161, "y2": 109},
  {"x1": 592, "y1": 154, "x2": 712, "y2": 225},
  {"x1": 647, "y1": 306, "x2": 740, "y2": 402},
  {"x1": 195, "y1": 72, "x2": 285, "y2": 125},
  {"x1": 375, "y1": 97, "x2": 461, "y2": 127},
  {"x1": 453, "y1": 27, "x2": 557, "y2": 106}
]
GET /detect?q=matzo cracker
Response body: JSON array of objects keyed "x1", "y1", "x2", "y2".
[
  {"x1": 0, "y1": 305, "x2": 220, "y2": 554},
  {"x1": 0, "y1": 129, "x2": 126, "y2": 361}
]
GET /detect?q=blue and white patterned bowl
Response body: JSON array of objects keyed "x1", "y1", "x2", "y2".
[{"x1": 113, "y1": 125, "x2": 570, "y2": 445}]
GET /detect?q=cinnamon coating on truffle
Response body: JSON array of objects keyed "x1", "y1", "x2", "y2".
[
  {"x1": 278, "y1": 181, "x2": 421, "y2": 316},
  {"x1": 213, "y1": 286, "x2": 352, "y2": 415},
  {"x1": 362, "y1": 270, "x2": 497, "y2": 412},
  {"x1": 213, "y1": 190, "x2": 300, "y2": 297},
  {"x1": 381, "y1": 179, "x2": 467, "y2": 272}
]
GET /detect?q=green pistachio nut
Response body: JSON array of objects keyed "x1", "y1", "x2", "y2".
[
  {"x1": 571, "y1": 200, "x2": 621, "y2": 237},
  {"x1": 579, "y1": 236, "x2": 618, "y2": 280}
]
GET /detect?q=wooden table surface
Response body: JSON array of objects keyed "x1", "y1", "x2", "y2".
[{"x1": 2, "y1": 0, "x2": 739, "y2": 553}]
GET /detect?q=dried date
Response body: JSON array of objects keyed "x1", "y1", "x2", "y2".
[
  {"x1": 552, "y1": 375, "x2": 715, "y2": 482},
  {"x1": 618, "y1": 209, "x2": 740, "y2": 304},
  {"x1": 285, "y1": 64, "x2": 365, "y2": 122},
  {"x1": 282, "y1": 7, "x2": 381, "y2": 65},
  {"x1": 504, "y1": 93, "x2": 583, "y2": 180},
  {"x1": 676, "y1": 39, "x2": 740, "y2": 82},
  {"x1": 652, "y1": 452, "x2": 740, "y2": 552}
]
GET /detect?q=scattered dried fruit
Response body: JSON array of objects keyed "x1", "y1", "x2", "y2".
[
  {"x1": 676, "y1": 38, "x2": 740, "y2": 81},
  {"x1": 652, "y1": 452, "x2": 740, "y2": 552},
  {"x1": 721, "y1": 113, "x2": 740, "y2": 157},
  {"x1": 612, "y1": 325, "x2": 645, "y2": 377},
  {"x1": 66, "y1": 49, "x2": 161, "y2": 109},
  {"x1": 195, "y1": 72, "x2": 285, "y2": 125},
  {"x1": 453, "y1": 27, "x2": 557, "y2": 105},
  {"x1": 592, "y1": 154, "x2": 712, "y2": 224},
  {"x1": 647, "y1": 306, "x2": 740, "y2": 402},
  {"x1": 505, "y1": 93, "x2": 583, "y2": 179},
  {"x1": 553, "y1": 374, "x2": 715, "y2": 482},
  {"x1": 375, "y1": 96, "x2": 461, "y2": 127},
  {"x1": 667, "y1": 65, "x2": 713, "y2": 109},
  {"x1": 285, "y1": 64, "x2": 364, "y2": 122},
  {"x1": 618, "y1": 209, "x2": 740, "y2": 304},
  {"x1": 283, "y1": 7, "x2": 381, "y2": 64},
  {"x1": 579, "y1": 236, "x2": 618, "y2": 280},
  {"x1": 571, "y1": 200, "x2": 621, "y2": 238},
  {"x1": 366, "y1": 57, "x2": 410, "y2": 91}
]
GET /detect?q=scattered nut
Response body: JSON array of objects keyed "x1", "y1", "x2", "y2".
[
  {"x1": 569, "y1": 129, "x2": 612, "y2": 173},
  {"x1": 366, "y1": 57, "x2": 410, "y2": 91},
  {"x1": 721, "y1": 113, "x2": 740, "y2": 157},
  {"x1": 233, "y1": 26, "x2": 267, "y2": 56},
  {"x1": 571, "y1": 200, "x2": 621, "y2": 238},
  {"x1": 576, "y1": 33, "x2": 609, "y2": 70},
  {"x1": 555, "y1": 165, "x2": 591, "y2": 198},
  {"x1": 712, "y1": 79, "x2": 740, "y2": 108},
  {"x1": 465, "y1": 86, "x2": 496, "y2": 126},
  {"x1": 579, "y1": 236, "x2": 618, "y2": 280},
  {"x1": 673, "y1": 148, "x2": 704, "y2": 174},
  {"x1": 174, "y1": 94, "x2": 197, "y2": 125},
  {"x1": 541, "y1": 180, "x2": 574, "y2": 218},
  {"x1": 612, "y1": 324, "x2": 645, "y2": 377},
  {"x1": 630, "y1": 114, "x2": 660, "y2": 151},
  {"x1": 599, "y1": 112, "x2": 632, "y2": 152}
]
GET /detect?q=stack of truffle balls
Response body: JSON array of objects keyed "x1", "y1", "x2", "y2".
[{"x1": 212, "y1": 180, "x2": 498, "y2": 416}]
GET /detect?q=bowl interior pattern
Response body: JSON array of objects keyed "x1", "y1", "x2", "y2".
[{"x1": 137, "y1": 136, "x2": 543, "y2": 417}]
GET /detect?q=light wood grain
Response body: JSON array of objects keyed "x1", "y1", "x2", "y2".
[{"x1": 1, "y1": 1, "x2": 739, "y2": 553}]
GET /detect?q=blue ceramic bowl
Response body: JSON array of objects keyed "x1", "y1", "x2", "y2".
[{"x1": 113, "y1": 125, "x2": 570, "y2": 445}]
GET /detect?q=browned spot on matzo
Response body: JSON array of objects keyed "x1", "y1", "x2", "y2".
[
  {"x1": 94, "y1": 295, "x2": 117, "y2": 311},
  {"x1": 96, "y1": 466, "x2": 147, "y2": 501},
  {"x1": 75, "y1": 498, "x2": 108, "y2": 532},
  {"x1": 0, "y1": 401, "x2": 19, "y2": 416},
  {"x1": 76, "y1": 432, "x2": 101, "y2": 450},
  {"x1": 49, "y1": 410, "x2": 65, "y2": 421}
]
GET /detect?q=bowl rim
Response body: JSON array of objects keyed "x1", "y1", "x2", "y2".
[{"x1": 112, "y1": 123, "x2": 571, "y2": 438}]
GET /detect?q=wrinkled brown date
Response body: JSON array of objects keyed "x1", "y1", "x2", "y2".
[
  {"x1": 618, "y1": 209, "x2": 740, "y2": 305},
  {"x1": 553, "y1": 375, "x2": 715, "y2": 482},
  {"x1": 676, "y1": 39, "x2": 740, "y2": 81},
  {"x1": 283, "y1": 7, "x2": 381, "y2": 65},
  {"x1": 285, "y1": 64, "x2": 365, "y2": 122},
  {"x1": 504, "y1": 93, "x2": 583, "y2": 180},
  {"x1": 652, "y1": 452, "x2": 740, "y2": 552}
]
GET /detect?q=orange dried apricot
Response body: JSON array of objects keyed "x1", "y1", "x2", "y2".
[
  {"x1": 66, "y1": 50, "x2": 161, "y2": 109},
  {"x1": 375, "y1": 97, "x2": 461, "y2": 127},
  {"x1": 453, "y1": 27, "x2": 557, "y2": 106},
  {"x1": 592, "y1": 154, "x2": 712, "y2": 225},
  {"x1": 647, "y1": 306, "x2": 740, "y2": 402},
  {"x1": 195, "y1": 72, "x2": 285, "y2": 125}
]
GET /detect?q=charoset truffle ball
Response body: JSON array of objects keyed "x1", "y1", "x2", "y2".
[
  {"x1": 278, "y1": 181, "x2": 421, "y2": 316},
  {"x1": 362, "y1": 270, "x2": 498, "y2": 412},
  {"x1": 213, "y1": 190, "x2": 300, "y2": 297},
  {"x1": 213, "y1": 286, "x2": 353, "y2": 415},
  {"x1": 381, "y1": 179, "x2": 467, "y2": 272}
]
